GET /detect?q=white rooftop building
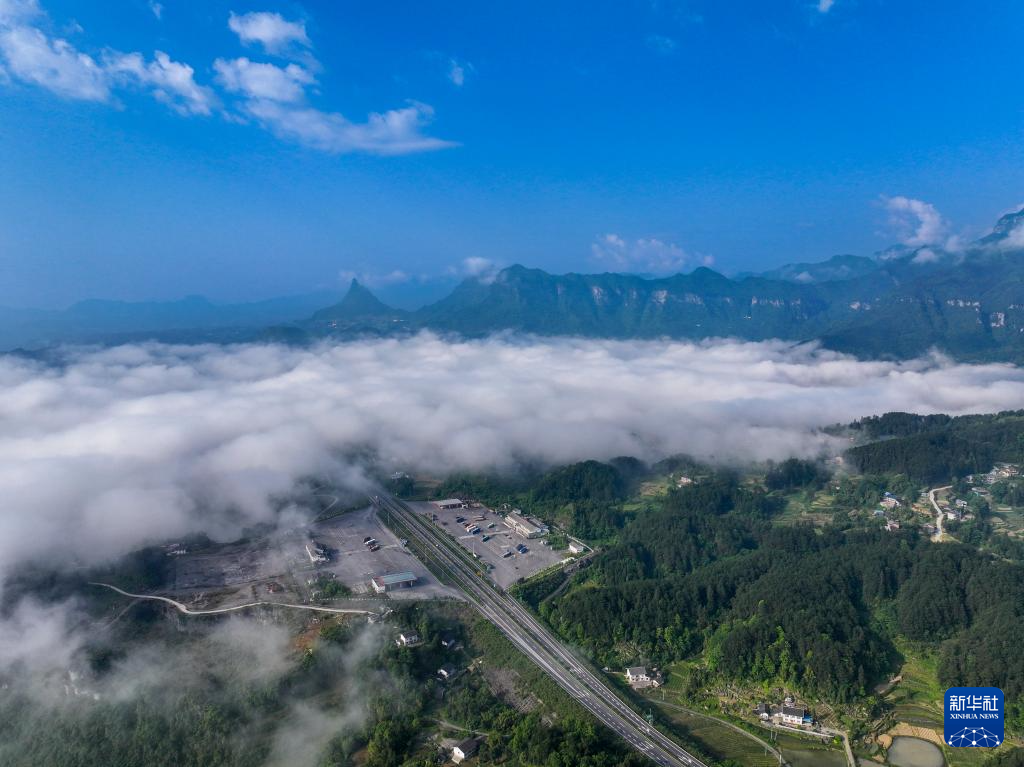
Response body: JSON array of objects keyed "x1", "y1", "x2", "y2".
[
  {"x1": 503, "y1": 510, "x2": 548, "y2": 538},
  {"x1": 395, "y1": 631, "x2": 421, "y2": 647},
  {"x1": 305, "y1": 539, "x2": 328, "y2": 563}
]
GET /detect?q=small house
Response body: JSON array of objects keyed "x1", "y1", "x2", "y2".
[
  {"x1": 625, "y1": 666, "x2": 649, "y2": 684},
  {"x1": 438, "y1": 665, "x2": 457, "y2": 681},
  {"x1": 625, "y1": 666, "x2": 662, "y2": 688},
  {"x1": 396, "y1": 631, "x2": 421, "y2": 647},
  {"x1": 452, "y1": 737, "x2": 479, "y2": 764},
  {"x1": 778, "y1": 705, "x2": 811, "y2": 726}
]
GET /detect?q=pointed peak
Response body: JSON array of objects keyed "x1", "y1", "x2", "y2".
[{"x1": 310, "y1": 279, "x2": 398, "y2": 321}]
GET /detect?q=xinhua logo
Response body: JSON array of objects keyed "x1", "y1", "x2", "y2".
[{"x1": 944, "y1": 687, "x2": 1003, "y2": 747}]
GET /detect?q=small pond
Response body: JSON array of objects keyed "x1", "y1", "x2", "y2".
[{"x1": 887, "y1": 736, "x2": 944, "y2": 767}]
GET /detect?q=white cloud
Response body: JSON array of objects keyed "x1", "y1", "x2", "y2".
[
  {"x1": 0, "y1": 1, "x2": 212, "y2": 114},
  {"x1": 1000, "y1": 223, "x2": 1024, "y2": 250},
  {"x1": 148, "y1": 1, "x2": 162, "y2": 20},
  {"x1": 910, "y1": 247, "x2": 940, "y2": 264},
  {"x1": 217, "y1": 14, "x2": 453, "y2": 154},
  {"x1": 447, "y1": 57, "x2": 469, "y2": 86},
  {"x1": 882, "y1": 195, "x2": 950, "y2": 248},
  {"x1": 591, "y1": 233, "x2": 699, "y2": 274},
  {"x1": 228, "y1": 11, "x2": 310, "y2": 55},
  {"x1": 0, "y1": 0, "x2": 40, "y2": 25},
  {"x1": 214, "y1": 56, "x2": 313, "y2": 103},
  {"x1": 243, "y1": 98, "x2": 455, "y2": 155},
  {"x1": 0, "y1": 1, "x2": 453, "y2": 156},
  {"x1": 817, "y1": 0, "x2": 835, "y2": 12},
  {"x1": 107, "y1": 50, "x2": 216, "y2": 115},
  {"x1": 1, "y1": 337, "x2": 1024, "y2": 583},
  {"x1": 0, "y1": 24, "x2": 109, "y2": 100},
  {"x1": 461, "y1": 256, "x2": 497, "y2": 278}
]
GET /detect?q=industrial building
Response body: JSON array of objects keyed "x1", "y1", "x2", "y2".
[
  {"x1": 305, "y1": 538, "x2": 328, "y2": 563},
  {"x1": 371, "y1": 571, "x2": 417, "y2": 593},
  {"x1": 434, "y1": 498, "x2": 468, "y2": 510},
  {"x1": 503, "y1": 510, "x2": 548, "y2": 539}
]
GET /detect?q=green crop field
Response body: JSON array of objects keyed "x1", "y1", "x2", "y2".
[{"x1": 654, "y1": 704, "x2": 779, "y2": 767}]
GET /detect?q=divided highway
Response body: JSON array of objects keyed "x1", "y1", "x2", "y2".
[{"x1": 373, "y1": 493, "x2": 708, "y2": 767}]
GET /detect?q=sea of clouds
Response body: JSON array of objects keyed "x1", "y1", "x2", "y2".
[
  {"x1": 3, "y1": 333, "x2": 1024, "y2": 577},
  {"x1": 2, "y1": 332, "x2": 1024, "y2": 763}
]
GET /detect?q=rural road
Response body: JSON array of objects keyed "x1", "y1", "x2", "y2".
[
  {"x1": 90, "y1": 582, "x2": 378, "y2": 617},
  {"x1": 928, "y1": 485, "x2": 952, "y2": 542}
]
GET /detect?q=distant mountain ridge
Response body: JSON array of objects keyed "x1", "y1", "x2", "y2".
[
  {"x1": 4, "y1": 207, "x2": 1024, "y2": 362},
  {"x1": 0, "y1": 291, "x2": 343, "y2": 350},
  {"x1": 300, "y1": 206, "x2": 1024, "y2": 362},
  {"x1": 750, "y1": 254, "x2": 879, "y2": 283}
]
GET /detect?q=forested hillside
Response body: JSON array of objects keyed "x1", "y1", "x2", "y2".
[
  {"x1": 502, "y1": 466, "x2": 1024, "y2": 729},
  {"x1": 848, "y1": 410, "x2": 1024, "y2": 482}
]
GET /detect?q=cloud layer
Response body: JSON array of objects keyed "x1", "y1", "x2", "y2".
[{"x1": 3, "y1": 335, "x2": 1024, "y2": 581}]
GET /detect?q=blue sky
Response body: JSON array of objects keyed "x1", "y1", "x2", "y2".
[{"x1": 1, "y1": 0, "x2": 1024, "y2": 308}]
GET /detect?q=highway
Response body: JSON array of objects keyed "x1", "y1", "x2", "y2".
[{"x1": 372, "y1": 493, "x2": 708, "y2": 767}]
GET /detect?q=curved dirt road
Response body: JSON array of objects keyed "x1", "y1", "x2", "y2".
[{"x1": 90, "y1": 582, "x2": 378, "y2": 617}]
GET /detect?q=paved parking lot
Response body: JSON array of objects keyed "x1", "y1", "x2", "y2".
[
  {"x1": 311, "y1": 506, "x2": 455, "y2": 599},
  {"x1": 408, "y1": 501, "x2": 569, "y2": 589},
  {"x1": 167, "y1": 506, "x2": 456, "y2": 608}
]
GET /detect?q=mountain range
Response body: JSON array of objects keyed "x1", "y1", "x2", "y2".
[
  {"x1": 5, "y1": 207, "x2": 1024, "y2": 362},
  {"x1": 300, "y1": 207, "x2": 1024, "y2": 362}
]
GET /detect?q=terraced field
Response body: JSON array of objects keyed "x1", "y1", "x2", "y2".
[
  {"x1": 774, "y1": 732, "x2": 847, "y2": 767},
  {"x1": 883, "y1": 644, "x2": 1017, "y2": 767},
  {"x1": 886, "y1": 645, "x2": 944, "y2": 728},
  {"x1": 773, "y1": 489, "x2": 837, "y2": 527}
]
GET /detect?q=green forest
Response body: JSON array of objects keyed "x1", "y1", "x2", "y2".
[
  {"x1": 848, "y1": 410, "x2": 1024, "y2": 483},
  {"x1": 543, "y1": 473, "x2": 1023, "y2": 715},
  {"x1": 0, "y1": 599, "x2": 657, "y2": 767}
]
